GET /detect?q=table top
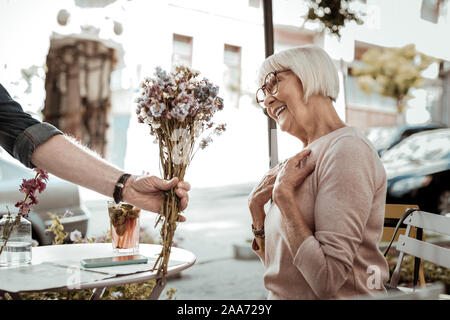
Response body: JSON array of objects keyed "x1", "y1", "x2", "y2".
[{"x1": 0, "y1": 243, "x2": 196, "y2": 292}]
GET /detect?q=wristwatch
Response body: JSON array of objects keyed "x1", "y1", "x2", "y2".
[{"x1": 113, "y1": 173, "x2": 131, "y2": 204}]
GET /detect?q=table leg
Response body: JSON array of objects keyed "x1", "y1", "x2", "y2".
[
  {"x1": 90, "y1": 287, "x2": 106, "y2": 300},
  {"x1": 148, "y1": 278, "x2": 166, "y2": 300}
]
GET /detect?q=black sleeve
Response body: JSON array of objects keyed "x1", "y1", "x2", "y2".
[{"x1": 0, "y1": 83, "x2": 62, "y2": 168}]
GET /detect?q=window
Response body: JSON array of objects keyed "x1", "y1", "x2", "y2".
[
  {"x1": 421, "y1": 0, "x2": 448, "y2": 23},
  {"x1": 223, "y1": 44, "x2": 241, "y2": 107},
  {"x1": 172, "y1": 34, "x2": 193, "y2": 67}
]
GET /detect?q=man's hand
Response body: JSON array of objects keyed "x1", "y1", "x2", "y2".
[{"x1": 122, "y1": 175, "x2": 191, "y2": 222}]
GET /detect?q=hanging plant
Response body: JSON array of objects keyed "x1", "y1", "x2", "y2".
[{"x1": 304, "y1": 0, "x2": 364, "y2": 39}]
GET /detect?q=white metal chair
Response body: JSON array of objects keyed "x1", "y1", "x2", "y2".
[
  {"x1": 389, "y1": 210, "x2": 450, "y2": 298},
  {"x1": 354, "y1": 282, "x2": 445, "y2": 300}
]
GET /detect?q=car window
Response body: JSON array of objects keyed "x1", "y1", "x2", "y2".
[{"x1": 382, "y1": 130, "x2": 450, "y2": 162}]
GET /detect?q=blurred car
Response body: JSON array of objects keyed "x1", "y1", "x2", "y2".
[
  {"x1": 365, "y1": 122, "x2": 447, "y2": 156},
  {"x1": 383, "y1": 129, "x2": 450, "y2": 214},
  {"x1": 0, "y1": 152, "x2": 90, "y2": 245}
]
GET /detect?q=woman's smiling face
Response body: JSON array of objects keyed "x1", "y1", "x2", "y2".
[{"x1": 263, "y1": 70, "x2": 307, "y2": 136}]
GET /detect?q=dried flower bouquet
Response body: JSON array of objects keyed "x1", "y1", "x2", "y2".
[{"x1": 136, "y1": 65, "x2": 226, "y2": 280}]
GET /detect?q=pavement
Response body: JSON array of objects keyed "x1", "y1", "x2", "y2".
[{"x1": 84, "y1": 182, "x2": 269, "y2": 300}]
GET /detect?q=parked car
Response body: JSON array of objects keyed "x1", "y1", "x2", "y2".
[
  {"x1": 365, "y1": 122, "x2": 447, "y2": 156},
  {"x1": 383, "y1": 129, "x2": 450, "y2": 214},
  {"x1": 0, "y1": 152, "x2": 90, "y2": 245}
]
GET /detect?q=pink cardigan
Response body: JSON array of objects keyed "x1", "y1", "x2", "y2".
[{"x1": 255, "y1": 126, "x2": 390, "y2": 299}]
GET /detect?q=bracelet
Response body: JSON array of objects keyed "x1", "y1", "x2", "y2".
[
  {"x1": 252, "y1": 224, "x2": 265, "y2": 238},
  {"x1": 113, "y1": 173, "x2": 131, "y2": 204}
]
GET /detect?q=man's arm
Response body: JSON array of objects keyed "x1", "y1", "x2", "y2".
[{"x1": 31, "y1": 134, "x2": 123, "y2": 199}]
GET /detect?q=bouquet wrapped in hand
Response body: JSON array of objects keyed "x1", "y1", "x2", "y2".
[{"x1": 136, "y1": 65, "x2": 226, "y2": 280}]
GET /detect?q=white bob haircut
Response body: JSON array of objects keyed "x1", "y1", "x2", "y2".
[{"x1": 257, "y1": 45, "x2": 339, "y2": 104}]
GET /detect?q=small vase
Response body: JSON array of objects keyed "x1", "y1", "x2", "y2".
[
  {"x1": 108, "y1": 201, "x2": 140, "y2": 254},
  {"x1": 0, "y1": 214, "x2": 32, "y2": 267}
]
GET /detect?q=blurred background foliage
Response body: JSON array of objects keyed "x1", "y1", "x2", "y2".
[{"x1": 352, "y1": 44, "x2": 438, "y2": 114}]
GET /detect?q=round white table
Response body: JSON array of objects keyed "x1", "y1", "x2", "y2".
[{"x1": 0, "y1": 243, "x2": 196, "y2": 300}]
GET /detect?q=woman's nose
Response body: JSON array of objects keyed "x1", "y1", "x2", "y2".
[{"x1": 264, "y1": 95, "x2": 276, "y2": 109}]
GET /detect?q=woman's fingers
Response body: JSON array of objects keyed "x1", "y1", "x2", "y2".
[
  {"x1": 305, "y1": 162, "x2": 316, "y2": 175},
  {"x1": 283, "y1": 149, "x2": 311, "y2": 170},
  {"x1": 293, "y1": 162, "x2": 316, "y2": 187},
  {"x1": 293, "y1": 148, "x2": 311, "y2": 161}
]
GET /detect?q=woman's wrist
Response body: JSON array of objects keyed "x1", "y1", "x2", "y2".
[
  {"x1": 249, "y1": 204, "x2": 266, "y2": 225},
  {"x1": 273, "y1": 186, "x2": 294, "y2": 207},
  {"x1": 249, "y1": 204, "x2": 265, "y2": 230}
]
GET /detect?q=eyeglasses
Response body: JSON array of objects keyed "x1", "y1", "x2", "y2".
[{"x1": 255, "y1": 69, "x2": 290, "y2": 113}]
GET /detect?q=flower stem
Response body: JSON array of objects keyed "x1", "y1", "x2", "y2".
[
  {"x1": 0, "y1": 214, "x2": 21, "y2": 255},
  {"x1": 1, "y1": 172, "x2": 39, "y2": 255}
]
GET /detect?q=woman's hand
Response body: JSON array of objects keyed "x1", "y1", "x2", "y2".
[
  {"x1": 248, "y1": 161, "x2": 285, "y2": 228},
  {"x1": 273, "y1": 149, "x2": 315, "y2": 206},
  {"x1": 122, "y1": 175, "x2": 191, "y2": 222}
]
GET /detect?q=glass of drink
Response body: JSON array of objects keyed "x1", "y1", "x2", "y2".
[{"x1": 107, "y1": 201, "x2": 140, "y2": 254}]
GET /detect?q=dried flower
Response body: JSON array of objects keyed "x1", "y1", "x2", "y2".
[
  {"x1": 110, "y1": 291, "x2": 123, "y2": 299},
  {"x1": 64, "y1": 210, "x2": 74, "y2": 217},
  {"x1": 70, "y1": 229, "x2": 83, "y2": 242},
  {"x1": 149, "y1": 103, "x2": 166, "y2": 118},
  {"x1": 199, "y1": 136, "x2": 212, "y2": 149},
  {"x1": 135, "y1": 65, "x2": 226, "y2": 281},
  {"x1": 46, "y1": 213, "x2": 68, "y2": 245},
  {"x1": 15, "y1": 168, "x2": 49, "y2": 217},
  {"x1": 1, "y1": 168, "x2": 49, "y2": 256},
  {"x1": 214, "y1": 123, "x2": 227, "y2": 136}
]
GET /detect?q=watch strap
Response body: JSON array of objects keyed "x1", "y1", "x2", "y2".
[{"x1": 113, "y1": 173, "x2": 131, "y2": 204}]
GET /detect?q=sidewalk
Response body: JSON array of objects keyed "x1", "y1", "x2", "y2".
[{"x1": 85, "y1": 183, "x2": 269, "y2": 300}]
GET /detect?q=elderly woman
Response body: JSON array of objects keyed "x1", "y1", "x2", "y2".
[{"x1": 248, "y1": 45, "x2": 390, "y2": 300}]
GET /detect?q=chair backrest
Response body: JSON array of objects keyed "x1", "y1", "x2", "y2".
[
  {"x1": 397, "y1": 210, "x2": 450, "y2": 268},
  {"x1": 382, "y1": 204, "x2": 420, "y2": 243},
  {"x1": 354, "y1": 283, "x2": 445, "y2": 300},
  {"x1": 390, "y1": 210, "x2": 450, "y2": 287}
]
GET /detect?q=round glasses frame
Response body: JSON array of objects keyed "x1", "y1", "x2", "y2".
[{"x1": 255, "y1": 69, "x2": 290, "y2": 113}]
